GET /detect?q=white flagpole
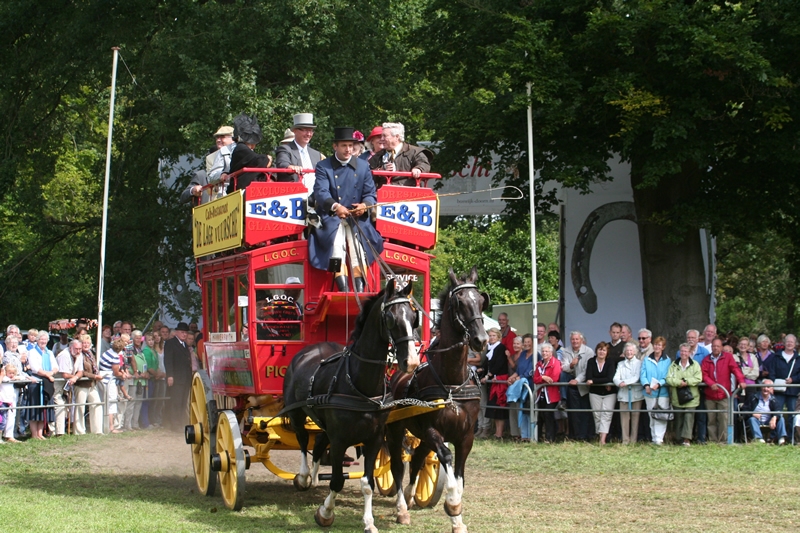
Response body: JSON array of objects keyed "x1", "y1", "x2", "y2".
[
  {"x1": 527, "y1": 81, "x2": 538, "y2": 336},
  {"x1": 96, "y1": 47, "x2": 120, "y2": 354}
]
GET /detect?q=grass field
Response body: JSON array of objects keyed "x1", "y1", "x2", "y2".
[{"x1": 1, "y1": 430, "x2": 798, "y2": 533}]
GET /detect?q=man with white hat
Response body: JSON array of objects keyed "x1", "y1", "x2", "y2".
[
  {"x1": 275, "y1": 113, "x2": 323, "y2": 190},
  {"x1": 368, "y1": 121, "x2": 432, "y2": 187}
]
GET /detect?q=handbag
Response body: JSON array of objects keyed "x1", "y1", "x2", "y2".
[
  {"x1": 676, "y1": 386, "x2": 694, "y2": 406},
  {"x1": 650, "y1": 402, "x2": 673, "y2": 421},
  {"x1": 774, "y1": 359, "x2": 796, "y2": 393}
]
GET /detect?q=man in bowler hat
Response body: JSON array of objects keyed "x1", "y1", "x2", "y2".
[{"x1": 164, "y1": 322, "x2": 193, "y2": 430}]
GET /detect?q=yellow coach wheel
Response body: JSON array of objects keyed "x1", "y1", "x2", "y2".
[
  {"x1": 414, "y1": 451, "x2": 444, "y2": 508},
  {"x1": 188, "y1": 371, "x2": 217, "y2": 497},
  {"x1": 215, "y1": 410, "x2": 247, "y2": 511},
  {"x1": 374, "y1": 446, "x2": 397, "y2": 496}
]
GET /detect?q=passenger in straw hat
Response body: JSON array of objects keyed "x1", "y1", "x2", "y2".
[{"x1": 280, "y1": 128, "x2": 295, "y2": 145}]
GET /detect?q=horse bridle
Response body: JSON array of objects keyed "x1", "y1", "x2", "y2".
[
  {"x1": 348, "y1": 295, "x2": 416, "y2": 367},
  {"x1": 342, "y1": 295, "x2": 416, "y2": 407},
  {"x1": 380, "y1": 296, "x2": 417, "y2": 348},
  {"x1": 448, "y1": 283, "x2": 484, "y2": 343}
]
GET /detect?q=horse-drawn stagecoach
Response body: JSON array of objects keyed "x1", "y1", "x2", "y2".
[{"x1": 185, "y1": 167, "x2": 488, "y2": 533}]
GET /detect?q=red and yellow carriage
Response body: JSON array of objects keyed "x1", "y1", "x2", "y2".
[{"x1": 185, "y1": 168, "x2": 446, "y2": 510}]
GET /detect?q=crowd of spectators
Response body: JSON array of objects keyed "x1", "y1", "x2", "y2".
[
  {"x1": 473, "y1": 316, "x2": 800, "y2": 446},
  {"x1": 0, "y1": 320, "x2": 204, "y2": 442}
]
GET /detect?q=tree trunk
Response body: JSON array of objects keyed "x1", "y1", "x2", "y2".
[{"x1": 632, "y1": 161, "x2": 710, "y2": 344}]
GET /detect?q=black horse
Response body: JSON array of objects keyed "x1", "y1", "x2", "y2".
[
  {"x1": 282, "y1": 278, "x2": 419, "y2": 533},
  {"x1": 386, "y1": 267, "x2": 489, "y2": 533}
]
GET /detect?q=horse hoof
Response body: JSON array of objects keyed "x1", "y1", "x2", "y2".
[
  {"x1": 444, "y1": 501, "x2": 462, "y2": 517},
  {"x1": 314, "y1": 507, "x2": 334, "y2": 527},
  {"x1": 364, "y1": 525, "x2": 379, "y2": 533},
  {"x1": 396, "y1": 511, "x2": 411, "y2": 525},
  {"x1": 452, "y1": 525, "x2": 468, "y2": 533},
  {"x1": 293, "y1": 474, "x2": 310, "y2": 491}
]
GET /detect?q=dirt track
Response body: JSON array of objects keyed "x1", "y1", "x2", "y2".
[{"x1": 61, "y1": 427, "x2": 363, "y2": 484}]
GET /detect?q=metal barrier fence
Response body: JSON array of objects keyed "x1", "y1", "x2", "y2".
[
  {"x1": 483, "y1": 379, "x2": 800, "y2": 445},
  {"x1": 1, "y1": 376, "x2": 170, "y2": 436}
]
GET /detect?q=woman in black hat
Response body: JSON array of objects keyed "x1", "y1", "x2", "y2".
[{"x1": 226, "y1": 114, "x2": 273, "y2": 192}]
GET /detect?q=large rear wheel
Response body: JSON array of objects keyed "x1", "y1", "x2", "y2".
[
  {"x1": 187, "y1": 371, "x2": 217, "y2": 496},
  {"x1": 374, "y1": 445, "x2": 397, "y2": 496},
  {"x1": 215, "y1": 410, "x2": 247, "y2": 510},
  {"x1": 414, "y1": 450, "x2": 444, "y2": 508}
]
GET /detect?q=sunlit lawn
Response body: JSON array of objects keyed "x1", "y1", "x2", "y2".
[{"x1": 1, "y1": 431, "x2": 798, "y2": 532}]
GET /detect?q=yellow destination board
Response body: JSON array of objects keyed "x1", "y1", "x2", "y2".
[{"x1": 192, "y1": 191, "x2": 244, "y2": 257}]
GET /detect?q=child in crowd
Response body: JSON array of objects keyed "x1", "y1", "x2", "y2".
[
  {"x1": 116, "y1": 352, "x2": 133, "y2": 402},
  {"x1": 1, "y1": 364, "x2": 21, "y2": 443}
]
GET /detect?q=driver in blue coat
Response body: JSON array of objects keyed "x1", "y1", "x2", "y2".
[{"x1": 308, "y1": 127, "x2": 384, "y2": 293}]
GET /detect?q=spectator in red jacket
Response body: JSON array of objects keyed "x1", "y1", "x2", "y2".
[
  {"x1": 701, "y1": 338, "x2": 746, "y2": 443},
  {"x1": 533, "y1": 343, "x2": 562, "y2": 443},
  {"x1": 497, "y1": 313, "x2": 516, "y2": 355}
]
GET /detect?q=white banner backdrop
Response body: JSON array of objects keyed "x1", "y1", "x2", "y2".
[{"x1": 561, "y1": 160, "x2": 647, "y2": 347}]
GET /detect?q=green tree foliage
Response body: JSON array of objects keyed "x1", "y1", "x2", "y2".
[
  {"x1": 0, "y1": 0, "x2": 430, "y2": 327},
  {"x1": 430, "y1": 216, "x2": 559, "y2": 307},
  {"x1": 715, "y1": 230, "x2": 800, "y2": 337},
  {"x1": 413, "y1": 0, "x2": 800, "y2": 339}
]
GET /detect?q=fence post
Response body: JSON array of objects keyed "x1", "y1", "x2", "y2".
[{"x1": 102, "y1": 380, "x2": 109, "y2": 434}]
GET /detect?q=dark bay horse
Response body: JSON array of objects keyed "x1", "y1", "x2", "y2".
[
  {"x1": 282, "y1": 278, "x2": 419, "y2": 533},
  {"x1": 387, "y1": 266, "x2": 489, "y2": 533}
]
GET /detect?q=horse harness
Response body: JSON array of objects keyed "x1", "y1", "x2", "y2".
[
  {"x1": 401, "y1": 282, "x2": 485, "y2": 406},
  {"x1": 278, "y1": 296, "x2": 415, "y2": 423}
]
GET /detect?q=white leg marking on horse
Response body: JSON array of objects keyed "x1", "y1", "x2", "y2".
[
  {"x1": 311, "y1": 459, "x2": 320, "y2": 487},
  {"x1": 298, "y1": 451, "x2": 311, "y2": 488},
  {"x1": 320, "y1": 489, "x2": 338, "y2": 520},
  {"x1": 405, "y1": 340, "x2": 420, "y2": 370},
  {"x1": 450, "y1": 514, "x2": 467, "y2": 533},
  {"x1": 404, "y1": 479, "x2": 418, "y2": 509},
  {"x1": 395, "y1": 483, "x2": 409, "y2": 513},
  {"x1": 360, "y1": 477, "x2": 377, "y2": 532},
  {"x1": 444, "y1": 464, "x2": 461, "y2": 508}
]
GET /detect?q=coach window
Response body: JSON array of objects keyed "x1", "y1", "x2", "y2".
[
  {"x1": 226, "y1": 276, "x2": 237, "y2": 332},
  {"x1": 215, "y1": 278, "x2": 224, "y2": 334},
  {"x1": 204, "y1": 280, "x2": 214, "y2": 333},
  {"x1": 254, "y1": 263, "x2": 304, "y2": 285},
  {"x1": 253, "y1": 287, "x2": 303, "y2": 341},
  {"x1": 237, "y1": 274, "x2": 248, "y2": 341}
]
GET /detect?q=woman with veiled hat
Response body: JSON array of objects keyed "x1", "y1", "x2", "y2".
[{"x1": 226, "y1": 113, "x2": 273, "y2": 192}]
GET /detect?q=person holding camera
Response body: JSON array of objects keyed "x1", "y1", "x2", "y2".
[{"x1": 667, "y1": 343, "x2": 703, "y2": 446}]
